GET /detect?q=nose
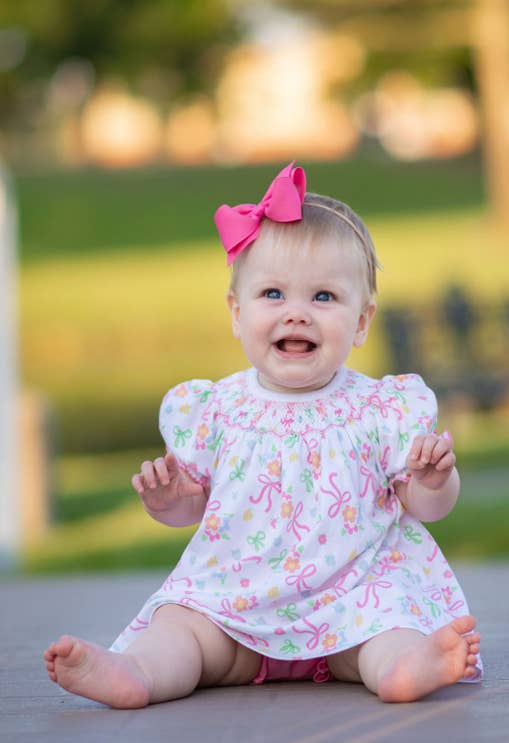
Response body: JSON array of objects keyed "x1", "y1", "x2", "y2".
[{"x1": 282, "y1": 300, "x2": 312, "y2": 325}]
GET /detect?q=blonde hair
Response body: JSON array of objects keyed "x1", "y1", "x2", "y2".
[{"x1": 229, "y1": 193, "x2": 380, "y2": 300}]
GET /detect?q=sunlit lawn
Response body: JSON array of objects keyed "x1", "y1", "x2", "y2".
[
  {"x1": 20, "y1": 207, "x2": 509, "y2": 452},
  {"x1": 16, "y1": 154, "x2": 485, "y2": 263}
]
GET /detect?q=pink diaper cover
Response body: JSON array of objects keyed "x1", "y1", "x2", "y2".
[{"x1": 252, "y1": 656, "x2": 332, "y2": 685}]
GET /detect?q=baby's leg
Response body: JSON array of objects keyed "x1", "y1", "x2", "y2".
[
  {"x1": 44, "y1": 604, "x2": 261, "y2": 708},
  {"x1": 327, "y1": 615, "x2": 480, "y2": 703}
]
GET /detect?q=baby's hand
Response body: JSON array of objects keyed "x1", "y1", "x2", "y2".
[
  {"x1": 406, "y1": 432, "x2": 456, "y2": 491},
  {"x1": 131, "y1": 452, "x2": 204, "y2": 513}
]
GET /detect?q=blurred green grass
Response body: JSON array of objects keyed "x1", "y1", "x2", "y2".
[
  {"x1": 20, "y1": 208, "x2": 508, "y2": 454},
  {"x1": 16, "y1": 153, "x2": 484, "y2": 263}
]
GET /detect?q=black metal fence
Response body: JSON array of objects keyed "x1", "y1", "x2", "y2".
[{"x1": 381, "y1": 285, "x2": 509, "y2": 410}]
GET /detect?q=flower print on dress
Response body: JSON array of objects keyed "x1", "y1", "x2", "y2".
[
  {"x1": 203, "y1": 512, "x2": 222, "y2": 541},
  {"x1": 283, "y1": 551, "x2": 300, "y2": 574},
  {"x1": 232, "y1": 595, "x2": 258, "y2": 613},
  {"x1": 280, "y1": 495, "x2": 293, "y2": 519},
  {"x1": 266, "y1": 458, "x2": 281, "y2": 477},
  {"x1": 112, "y1": 368, "x2": 482, "y2": 683},
  {"x1": 195, "y1": 423, "x2": 210, "y2": 450},
  {"x1": 318, "y1": 592, "x2": 337, "y2": 608},
  {"x1": 173, "y1": 384, "x2": 189, "y2": 398},
  {"x1": 342, "y1": 504, "x2": 360, "y2": 535},
  {"x1": 400, "y1": 595, "x2": 424, "y2": 620},
  {"x1": 202, "y1": 511, "x2": 233, "y2": 543},
  {"x1": 305, "y1": 437, "x2": 322, "y2": 480},
  {"x1": 322, "y1": 633, "x2": 338, "y2": 651}
]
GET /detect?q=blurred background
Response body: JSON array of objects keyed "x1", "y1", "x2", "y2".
[{"x1": 1, "y1": 0, "x2": 508, "y2": 573}]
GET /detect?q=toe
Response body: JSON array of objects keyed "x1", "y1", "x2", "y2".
[
  {"x1": 55, "y1": 634, "x2": 77, "y2": 657},
  {"x1": 452, "y1": 615, "x2": 476, "y2": 634},
  {"x1": 43, "y1": 644, "x2": 57, "y2": 661}
]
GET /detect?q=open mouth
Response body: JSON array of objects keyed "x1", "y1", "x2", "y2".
[{"x1": 276, "y1": 339, "x2": 317, "y2": 353}]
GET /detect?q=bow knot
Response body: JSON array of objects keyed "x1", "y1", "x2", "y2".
[{"x1": 214, "y1": 161, "x2": 306, "y2": 264}]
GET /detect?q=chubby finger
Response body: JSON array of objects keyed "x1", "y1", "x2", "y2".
[
  {"x1": 430, "y1": 430, "x2": 454, "y2": 460},
  {"x1": 434, "y1": 450, "x2": 456, "y2": 471},
  {"x1": 153, "y1": 457, "x2": 170, "y2": 486},
  {"x1": 419, "y1": 434, "x2": 443, "y2": 464},
  {"x1": 429, "y1": 430, "x2": 455, "y2": 466},
  {"x1": 440, "y1": 429, "x2": 453, "y2": 446},
  {"x1": 131, "y1": 473, "x2": 146, "y2": 495},
  {"x1": 164, "y1": 451, "x2": 180, "y2": 475},
  {"x1": 427, "y1": 437, "x2": 452, "y2": 465},
  {"x1": 141, "y1": 460, "x2": 158, "y2": 489},
  {"x1": 408, "y1": 435, "x2": 425, "y2": 463}
]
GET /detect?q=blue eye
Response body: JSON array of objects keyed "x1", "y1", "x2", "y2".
[
  {"x1": 315, "y1": 291, "x2": 333, "y2": 302},
  {"x1": 265, "y1": 288, "x2": 283, "y2": 299}
]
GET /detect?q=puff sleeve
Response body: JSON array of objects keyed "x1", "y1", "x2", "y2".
[
  {"x1": 159, "y1": 379, "x2": 218, "y2": 489},
  {"x1": 370, "y1": 374, "x2": 438, "y2": 488}
]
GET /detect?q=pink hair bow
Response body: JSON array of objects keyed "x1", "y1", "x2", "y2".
[{"x1": 214, "y1": 161, "x2": 306, "y2": 264}]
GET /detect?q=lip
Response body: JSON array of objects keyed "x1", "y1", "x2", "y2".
[
  {"x1": 275, "y1": 333, "x2": 317, "y2": 344},
  {"x1": 272, "y1": 335, "x2": 318, "y2": 358}
]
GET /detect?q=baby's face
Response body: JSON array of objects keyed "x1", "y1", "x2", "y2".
[{"x1": 227, "y1": 235, "x2": 376, "y2": 393}]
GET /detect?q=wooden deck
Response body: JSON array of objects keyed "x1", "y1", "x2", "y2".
[{"x1": 2, "y1": 562, "x2": 508, "y2": 742}]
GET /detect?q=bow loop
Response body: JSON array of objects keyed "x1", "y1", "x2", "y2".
[{"x1": 214, "y1": 161, "x2": 306, "y2": 264}]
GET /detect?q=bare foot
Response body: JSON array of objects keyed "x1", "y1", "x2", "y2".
[
  {"x1": 378, "y1": 615, "x2": 481, "y2": 703},
  {"x1": 44, "y1": 635, "x2": 151, "y2": 709}
]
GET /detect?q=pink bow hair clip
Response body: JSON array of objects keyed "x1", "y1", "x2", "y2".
[{"x1": 214, "y1": 161, "x2": 306, "y2": 264}]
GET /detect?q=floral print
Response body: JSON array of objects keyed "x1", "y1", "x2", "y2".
[{"x1": 111, "y1": 366, "x2": 482, "y2": 682}]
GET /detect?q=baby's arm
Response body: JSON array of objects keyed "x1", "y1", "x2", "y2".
[
  {"x1": 131, "y1": 452, "x2": 209, "y2": 527},
  {"x1": 394, "y1": 432, "x2": 460, "y2": 522}
]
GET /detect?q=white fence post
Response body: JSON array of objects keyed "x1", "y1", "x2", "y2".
[{"x1": 0, "y1": 164, "x2": 19, "y2": 569}]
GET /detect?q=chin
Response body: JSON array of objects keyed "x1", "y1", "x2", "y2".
[{"x1": 269, "y1": 376, "x2": 328, "y2": 393}]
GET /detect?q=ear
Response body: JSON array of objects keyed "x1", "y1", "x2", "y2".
[
  {"x1": 226, "y1": 290, "x2": 241, "y2": 338},
  {"x1": 353, "y1": 300, "x2": 377, "y2": 348}
]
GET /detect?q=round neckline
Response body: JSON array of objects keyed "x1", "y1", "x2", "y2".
[{"x1": 246, "y1": 366, "x2": 346, "y2": 403}]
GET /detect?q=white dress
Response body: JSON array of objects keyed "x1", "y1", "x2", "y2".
[{"x1": 111, "y1": 367, "x2": 482, "y2": 681}]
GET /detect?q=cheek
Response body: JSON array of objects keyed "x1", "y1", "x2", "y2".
[{"x1": 323, "y1": 315, "x2": 357, "y2": 348}]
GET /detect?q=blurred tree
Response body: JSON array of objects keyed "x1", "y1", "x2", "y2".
[
  {"x1": 473, "y1": 0, "x2": 509, "y2": 231},
  {"x1": 279, "y1": 0, "x2": 509, "y2": 231},
  {"x1": 0, "y1": 0, "x2": 239, "y2": 125}
]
